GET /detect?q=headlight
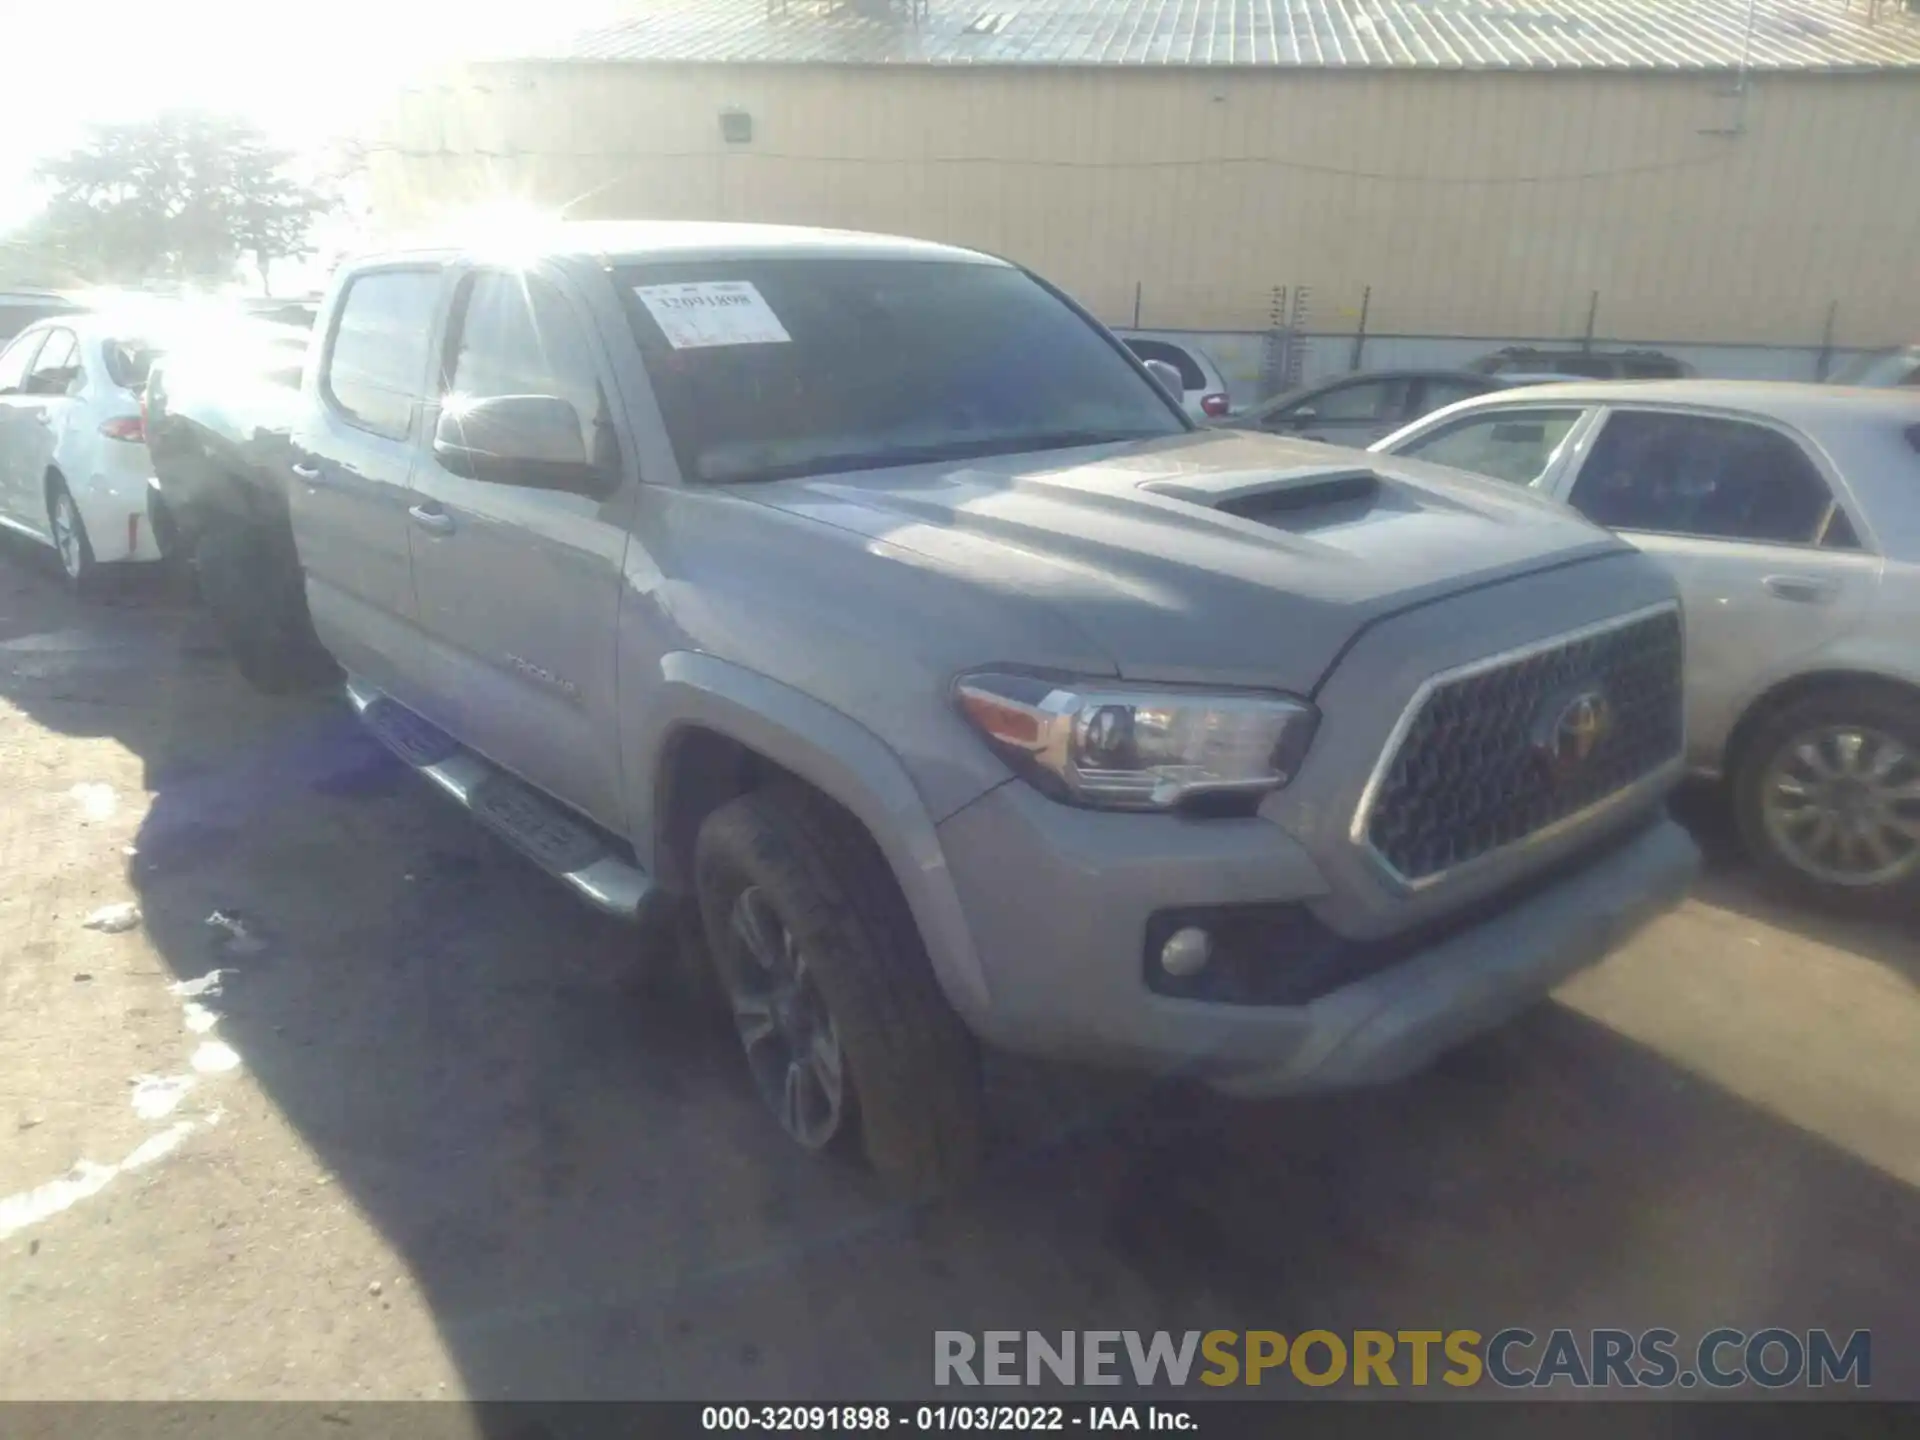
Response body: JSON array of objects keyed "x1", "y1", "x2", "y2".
[{"x1": 955, "y1": 671, "x2": 1318, "y2": 812}]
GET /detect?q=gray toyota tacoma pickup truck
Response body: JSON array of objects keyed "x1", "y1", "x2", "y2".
[{"x1": 174, "y1": 221, "x2": 1699, "y2": 1192}]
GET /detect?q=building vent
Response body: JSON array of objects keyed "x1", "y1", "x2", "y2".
[{"x1": 963, "y1": 11, "x2": 1013, "y2": 33}]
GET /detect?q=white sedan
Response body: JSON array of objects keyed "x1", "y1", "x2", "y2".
[
  {"x1": 1374, "y1": 380, "x2": 1920, "y2": 910},
  {"x1": 0, "y1": 313, "x2": 166, "y2": 586}
]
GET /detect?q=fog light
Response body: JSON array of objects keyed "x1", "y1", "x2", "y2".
[{"x1": 1159, "y1": 926, "x2": 1213, "y2": 978}]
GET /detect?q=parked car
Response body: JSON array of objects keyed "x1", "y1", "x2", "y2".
[
  {"x1": 1222, "y1": 368, "x2": 1561, "y2": 447},
  {"x1": 1375, "y1": 380, "x2": 1920, "y2": 909},
  {"x1": 1116, "y1": 334, "x2": 1232, "y2": 419},
  {"x1": 0, "y1": 313, "x2": 169, "y2": 585},
  {"x1": 1471, "y1": 345, "x2": 1693, "y2": 381},
  {"x1": 1828, "y1": 346, "x2": 1920, "y2": 389},
  {"x1": 181, "y1": 222, "x2": 1697, "y2": 1191},
  {"x1": 0, "y1": 290, "x2": 82, "y2": 343},
  {"x1": 143, "y1": 319, "x2": 319, "y2": 681}
]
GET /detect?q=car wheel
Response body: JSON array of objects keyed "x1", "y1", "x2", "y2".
[
  {"x1": 194, "y1": 520, "x2": 336, "y2": 694},
  {"x1": 46, "y1": 478, "x2": 97, "y2": 592},
  {"x1": 694, "y1": 784, "x2": 983, "y2": 1195},
  {"x1": 1733, "y1": 685, "x2": 1920, "y2": 912}
]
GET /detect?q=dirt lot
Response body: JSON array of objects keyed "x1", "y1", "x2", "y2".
[{"x1": 1, "y1": 544, "x2": 1917, "y2": 1402}]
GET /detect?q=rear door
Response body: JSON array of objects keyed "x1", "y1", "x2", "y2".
[
  {"x1": 403, "y1": 265, "x2": 632, "y2": 828},
  {"x1": 1553, "y1": 407, "x2": 1880, "y2": 767},
  {"x1": 288, "y1": 266, "x2": 447, "y2": 700},
  {"x1": 8, "y1": 327, "x2": 83, "y2": 523},
  {"x1": 0, "y1": 328, "x2": 47, "y2": 526}
]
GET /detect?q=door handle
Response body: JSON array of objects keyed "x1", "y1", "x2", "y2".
[
  {"x1": 290, "y1": 462, "x2": 324, "y2": 483},
  {"x1": 409, "y1": 504, "x2": 455, "y2": 536},
  {"x1": 1764, "y1": 574, "x2": 1839, "y2": 605}
]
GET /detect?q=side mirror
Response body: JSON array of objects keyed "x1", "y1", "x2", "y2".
[
  {"x1": 1142, "y1": 359, "x2": 1185, "y2": 400},
  {"x1": 433, "y1": 394, "x2": 609, "y2": 494}
]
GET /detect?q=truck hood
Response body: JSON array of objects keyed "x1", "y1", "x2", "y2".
[{"x1": 746, "y1": 429, "x2": 1626, "y2": 692}]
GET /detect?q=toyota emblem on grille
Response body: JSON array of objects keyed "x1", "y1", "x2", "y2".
[{"x1": 1533, "y1": 685, "x2": 1612, "y2": 783}]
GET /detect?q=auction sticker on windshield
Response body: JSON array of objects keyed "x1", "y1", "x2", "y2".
[{"x1": 634, "y1": 281, "x2": 792, "y2": 349}]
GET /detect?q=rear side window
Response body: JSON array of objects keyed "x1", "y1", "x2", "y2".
[
  {"x1": 1569, "y1": 411, "x2": 1838, "y2": 545},
  {"x1": 1123, "y1": 339, "x2": 1204, "y2": 391},
  {"x1": 1398, "y1": 408, "x2": 1584, "y2": 486},
  {"x1": 105, "y1": 339, "x2": 160, "y2": 390},
  {"x1": 323, "y1": 269, "x2": 441, "y2": 437},
  {"x1": 24, "y1": 328, "x2": 81, "y2": 396}
]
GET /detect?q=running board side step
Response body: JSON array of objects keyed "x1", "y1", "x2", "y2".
[{"x1": 345, "y1": 679, "x2": 655, "y2": 922}]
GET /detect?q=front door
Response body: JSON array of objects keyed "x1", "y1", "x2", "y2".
[
  {"x1": 1560, "y1": 407, "x2": 1880, "y2": 767},
  {"x1": 288, "y1": 266, "x2": 446, "y2": 701},
  {"x1": 404, "y1": 266, "x2": 632, "y2": 830}
]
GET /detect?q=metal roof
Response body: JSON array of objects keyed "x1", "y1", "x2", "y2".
[{"x1": 516, "y1": 0, "x2": 1920, "y2": 70}]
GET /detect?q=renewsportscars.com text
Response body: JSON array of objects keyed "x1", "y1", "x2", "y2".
[{"x1": 934, "y1": 1328, "x2": 1871, "y2": 1390}]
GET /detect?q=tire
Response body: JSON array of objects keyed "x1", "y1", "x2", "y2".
[
  {"x1": 194, "y1": 519, "x2": 336, "y2": 694},
  {"x1": 46, "y1": 477, "x2": 97, "y2": 593},
  {"x1": 694, "y1": 785, "x2": 984, "y2": 1196},
  {"x1": 1732, "y1": 683, "x2": 1920, "y2": 913}
]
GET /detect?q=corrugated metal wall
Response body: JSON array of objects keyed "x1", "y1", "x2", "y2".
[{"x1": 370, "y1": 62, "x2": 1920, "y2": 347}]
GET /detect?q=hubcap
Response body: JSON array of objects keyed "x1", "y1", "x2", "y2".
[
  {"x1": 1761, "y1": 724, "x2": 1920, "y2": 888},
  {"x1": 51, "y1": 494, "x2": 83, "y2": 578},
  {"x1": 722, "y1": 886, "x2": 847, "y2": 1149}
]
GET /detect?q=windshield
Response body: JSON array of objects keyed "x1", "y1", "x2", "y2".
[{"x1": 617, "y1": 258, "x2": 1185, "y2": 484}]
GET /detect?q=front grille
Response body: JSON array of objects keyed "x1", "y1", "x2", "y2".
[{"x1": 1362, "y1": 605, "x2": 1683, "y2": 885}]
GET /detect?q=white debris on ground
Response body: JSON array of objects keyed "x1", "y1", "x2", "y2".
[
  {"x1": 131, "y1": 1075, "x2": 197, "y2": 1120},
  {"x1": 82, "y1": 901, "x2": 141, "y2": 933},
  {"x1": 0, "y1": 1121, "x2": 195, "y2": 1242},
  {"x1": 191, "y1": 1041, "x2": 242, "y2": 1074},
  {"x1": 68, "y1": 783, "x2": 118, "y2": 822},
  {"x1": 205, "y1": 910, "x2": 266, "y2": 957},
  {"x1": 0, "y1": 935, "x2": 252, "y2": 1241}
]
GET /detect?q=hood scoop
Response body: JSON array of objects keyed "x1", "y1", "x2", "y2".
[{"x1": 1145, "y1": 467, "x2": 1397, "y2": 533}]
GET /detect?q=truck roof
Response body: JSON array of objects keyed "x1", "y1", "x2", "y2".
[{"x1": 361, "y1": 219, "x2": 1006, "y2": 270}]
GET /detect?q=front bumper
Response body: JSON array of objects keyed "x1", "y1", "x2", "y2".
[{"x1": 933, "y1": 780, "x2": 1698, "y2": 1095}]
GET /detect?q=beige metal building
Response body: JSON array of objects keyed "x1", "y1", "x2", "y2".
[{"x1": 368, "y1": 0, "x2": 1920, "y2": 363}]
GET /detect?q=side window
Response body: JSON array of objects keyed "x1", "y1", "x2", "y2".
[
  {"x1": 0, "y1": 331, "x2": 41, "y2": 394},
  {"x1": 1399, "y1": 408, "x2": 1584, "y2": 486},
  {"x1": 443, "y1": 271, "x2": 616, "y2": 477},
  {"x1": 1568, "y1": 412, "x2": 1836, "y2": 545},
  {"x1": 1123, "y1": 340, "x2": 1203, "y2": 391},
  {"x1": 322, "y1": 269, "x2": 441, "y2": 437},
  {"x1": 1416, "y1": 378, "x2": 1490, "y2": 414},
  {"x1": 24, "y1": 328, "x2": 81, "y2": 396},
  {"x1": 1302, "y1": 378, "x2": 1399, "y2": 422}
]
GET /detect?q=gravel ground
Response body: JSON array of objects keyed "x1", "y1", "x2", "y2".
[{"x1": 1, "y1": 542, "x2": 1916, "y2": 1402}]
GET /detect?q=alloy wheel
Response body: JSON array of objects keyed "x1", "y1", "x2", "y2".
[
  {"x1": 1760, "y1": 724, "x2": 1920, "y2": 889},
  {"x1": 50, "y1": 491, "x2": 84, "y2": 580},
  {"x1": 723, "y1": 885, "x2": 848, "y2": 1149}
]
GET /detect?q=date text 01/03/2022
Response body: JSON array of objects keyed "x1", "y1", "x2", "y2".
[{"x1": 700, "y1": 1405, "x2": 1194, "y2": 1432}]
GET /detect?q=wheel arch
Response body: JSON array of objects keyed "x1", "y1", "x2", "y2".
[
  {"x1": 1723, "y1": 667, "x2": 1920, "y2": 782},
  {"x1": 634, "y1": 652, "x2": 994, "y2": 1020}
]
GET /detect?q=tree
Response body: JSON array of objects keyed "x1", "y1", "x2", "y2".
[{"x1": 32, "y1": 112, "x2": 331, "y2": 291}]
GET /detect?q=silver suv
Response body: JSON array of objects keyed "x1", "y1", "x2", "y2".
[{"x1": 203, "y1": 223, "x2": 1699, "y2": 1192}]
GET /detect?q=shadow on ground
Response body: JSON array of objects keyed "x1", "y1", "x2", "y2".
[{"x1": 4, "y1": 540, "x2": 1917, "y2": 1400}]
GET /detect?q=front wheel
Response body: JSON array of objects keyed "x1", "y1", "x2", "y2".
[
  {"x1": 693, "y1": 785, "x2": 984, "y2": 1195},
  {"x1": 1733, "y1": 685, "x2": 1920, "y2": 912}
]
